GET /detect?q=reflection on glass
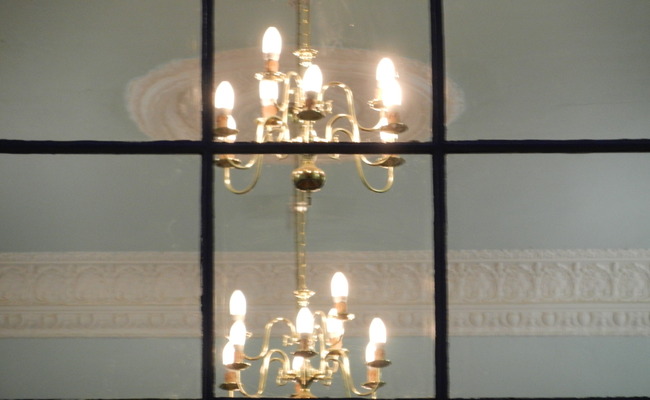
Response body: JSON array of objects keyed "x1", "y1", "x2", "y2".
[
  {"x1": 445, "y1": 0, "x2": 650, "y2": 140},
  {"x1": 0, "y1": 154, "x2": 201, "y2": 398},
  {"x1": 0, "y1": 0, "x2": 199, "y2": 141},
  {"x1": 448, "y1": 154, "x2": 650, "y2": 397}
]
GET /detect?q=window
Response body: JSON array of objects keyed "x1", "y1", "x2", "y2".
[{"x1": 1, "y1": 1, "x2": 649, "y2": 399}]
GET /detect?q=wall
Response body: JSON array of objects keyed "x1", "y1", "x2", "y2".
[{"x1": 1, "y1": 0, "x2": 650, "y2": 399}]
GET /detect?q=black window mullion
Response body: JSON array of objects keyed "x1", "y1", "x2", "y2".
[
  {"x1": 200, "y1": 1, "x2": 216, "y2": 399},
  {"x1": 430, "y1": 0, "x2": 449, "y2": 399}
]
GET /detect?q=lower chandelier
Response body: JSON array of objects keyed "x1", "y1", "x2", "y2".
[{"x1": 219, "y1": 194, "x2": 391, "y2": 399}]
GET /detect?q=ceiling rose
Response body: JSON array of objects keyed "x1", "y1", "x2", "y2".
[{"x1": 126, "y1": 47, "x2": 463, "y2": 142}]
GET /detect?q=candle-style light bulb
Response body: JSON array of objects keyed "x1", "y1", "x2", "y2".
[
  {"x1": 229, "y1": 320, "x2": 247, "y2": 346},
  {"x1": 302, "y1": 65, "x2": 323, "y2": 95},
  {"x1": 377, "y1": 116, "x2": 398, "y2": 143},
  {"x1": 292, "y1": 355, "x2": 305, "y2": 372},
  {"x1": 221, "y1": 341, "x2": 238, "y2": 386},
  {"x1": 369, "y1": 318, "x2": 387, "y2": 344},
  {"x1": 214, "y1": 81, "x2": 235, "y2": 110},
  {"x1": 262, "y1": 27, "x2": 282, "y2": 72},
  {"x1": 296, "y1": 307, "x2": 314, "y2": 334},
  {"x1": 365, "y1": 342, "x2": 380, "y2": 382},
  {"x1": 330, "y1": 272, "x2": 348, "y2": 300},
  {"x1": 381, "y1": 79, "x2": 402, "y2": 108},
  {"x1": 259, "y1": 80, "x2": 279, "y2": 106},
  {"x1": 327, "y1": 308, "x2": 345, "y2": 339},
  {"x1": 229, "y1": 290, "x2": 246, "y2": 320},
  {"x1": 222, "y1": 341, "x2": 235, "y2": 366},
  {"x1": 330, "y1": 272, "x2": 349, "y2": 315},
  {"x1": 365, "y1": 342, "x2": 377, "y2": 363},
  {"x1": 376, "y1": 57, "x2": 397, "y2": 87},
  {"x1": 368, "y1": 318, "x2": 389, "y2": 367},
  {"x1": 226, "y1": 116, "x2": 237, "y2": 130},
  {"x1": 262, "y1": 27, "x2": 282, "y2": 59}
]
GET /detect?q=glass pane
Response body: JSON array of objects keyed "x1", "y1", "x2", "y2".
[
  {"x1": 447, "y1": 153, "x2": 650, "y2": 397},
  {"x1": 0, "y1": 0, "x2": 200, "y2": 141},
  {"x1": 445, "y1": 0, "x2": 650, "y2": 140},
  {"x1": 213, "y1": 154, "x2": 434, "y2": 398},
  {"x1": 0, "y1": 155, "x2": 201, "y2": 399},
  {"x1": 213, "y1": 0, "x2": 433, "y2": 144}
]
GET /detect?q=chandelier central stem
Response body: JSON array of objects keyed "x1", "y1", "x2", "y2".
[
  {"x1": 297, "y1": 0, "x2": 310, "y2": 51},
  {"x1": 294, "y1": 0, "x2": 318, "y2": 68},
  {"x1": 294, "y1": 188, "x2": 314, "y2": 306}
]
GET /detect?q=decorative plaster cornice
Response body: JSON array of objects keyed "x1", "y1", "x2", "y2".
[{"x1": 1, "y1": 250, "x2": 648, "y2": 338}]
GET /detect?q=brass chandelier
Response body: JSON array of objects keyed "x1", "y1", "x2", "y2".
[{"x1": 215, "y1": 1, "x2": 406, "y2": 398}]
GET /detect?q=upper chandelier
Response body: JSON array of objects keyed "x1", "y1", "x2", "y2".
[{"x1": 213, "y1": 5, "x2": 407, "y2": 195}]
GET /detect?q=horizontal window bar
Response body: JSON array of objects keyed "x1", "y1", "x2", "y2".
[{"x1": 3, "y1": 138, "x2": 650, "y2": 155}]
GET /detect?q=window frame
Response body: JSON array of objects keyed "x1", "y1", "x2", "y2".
[{"x1": 2, "y1": 1, "x2": 650, "y2": 399}]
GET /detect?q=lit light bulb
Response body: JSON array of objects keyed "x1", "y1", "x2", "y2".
[
  {"x1": 259, "y1": 79, "x2": 279, "y2": 106},
  {"x1": 222, "y1": 341, "x2": 235, "y2": 366},
  {"x1": 381, "y1": 79, "x2": 402, "y2": 108},
  {"x1": 296, "y1": 307, "x2": 314, "y2": 335},
  {"x1": 302, "y1": 64, "x2": 323, "y2": 94},
  {"x1": 229, "y1": 320, "x2": 247, "y2": 346},
  {"x1": 226, "y1": 115, "x2": 237, "y2": 130},
  {"x1": 365, "y1": 342, "x2": 376, "y2": 363},
  {"x1": 369, "y1": 318, "x2": 387, "y2": 344},
  {"x1": 229, "y1": 290, "x2": 246, "y2": 319},
  {"x1": 376, "y1": 57, "x2": 397, "y2": 87},
  {"x1": 377, "y1": 116, "x2": 398, "y2": 143},
  {"x1": 292, "y1": 355, "x2": 305, "y2": 372},
  {"x1": 214, "y1": 81, "x2": 235, "y2": 110},
  {"x1": 330, "y1": 272, "x2": 349, "y2": 300},
  {"x1": 262, "y1": 27, "x2": 282, "y2": 59},
  {"x1": 327, "y1": 308, "x2": 345, "y2": 339}
]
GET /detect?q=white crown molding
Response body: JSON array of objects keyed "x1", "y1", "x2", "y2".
[{"x1": 1, "y1": 250, "x2": 648, "y2": 338}]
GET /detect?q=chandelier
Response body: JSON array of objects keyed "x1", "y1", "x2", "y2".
[{"x1": 216, "y1": 1, "x2": 405, "y2": 397}]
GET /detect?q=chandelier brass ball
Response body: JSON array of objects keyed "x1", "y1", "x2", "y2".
[{"x1": 292, "y1": 162, "x2": 326, "y2": 192}]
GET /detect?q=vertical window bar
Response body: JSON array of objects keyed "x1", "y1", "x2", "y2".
[
  {"x1": 430, "y1": 0, "x2": 449, "y2": 399},
  {"x1": 200, "y1": 1, "x2": 216, "y2": 399}
]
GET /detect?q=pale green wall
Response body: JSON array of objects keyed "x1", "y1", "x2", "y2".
[
  {"x1": 2, "y1": 1, "x2": 650, "y2": 399},
  {"x1": 3, "y1": 337, "x2": 650, "y2": 398},
  {"x1": 3, "y1": 0, "x2": 650, "y2": 253}
]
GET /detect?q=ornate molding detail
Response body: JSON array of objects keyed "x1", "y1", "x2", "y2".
[{"x1": 1, "y1": 250, "x2": 649, "y2": 337}]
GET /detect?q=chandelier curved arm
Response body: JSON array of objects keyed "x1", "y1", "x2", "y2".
[
  {"x1": 330, "y1": 351, "x2": 382, "y2": 398},
  {"x1": 312, "y1": 310, "x2": 331, "y2": 357},
  {"x1": 244, "y1": 317, "x2": 297, "y2": 361},
  {"x1": 354, "y1": 155, "x2": 395, "y2": 193},
  {"x1": 228, "y1": 121, "x2": 275, "y2": 170},
  {"x1": 325, "y1": 114, "x2": 358, "y2": 143},
  {"x1": 322, "y1": 82, "x2": 386, "y2": 134},
  {"x1": 238, "y1": 348, "x2": 291, "y2": 398},
  {"x1": 222, "y1": 154, "x2": 264, "y2": 195}
]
